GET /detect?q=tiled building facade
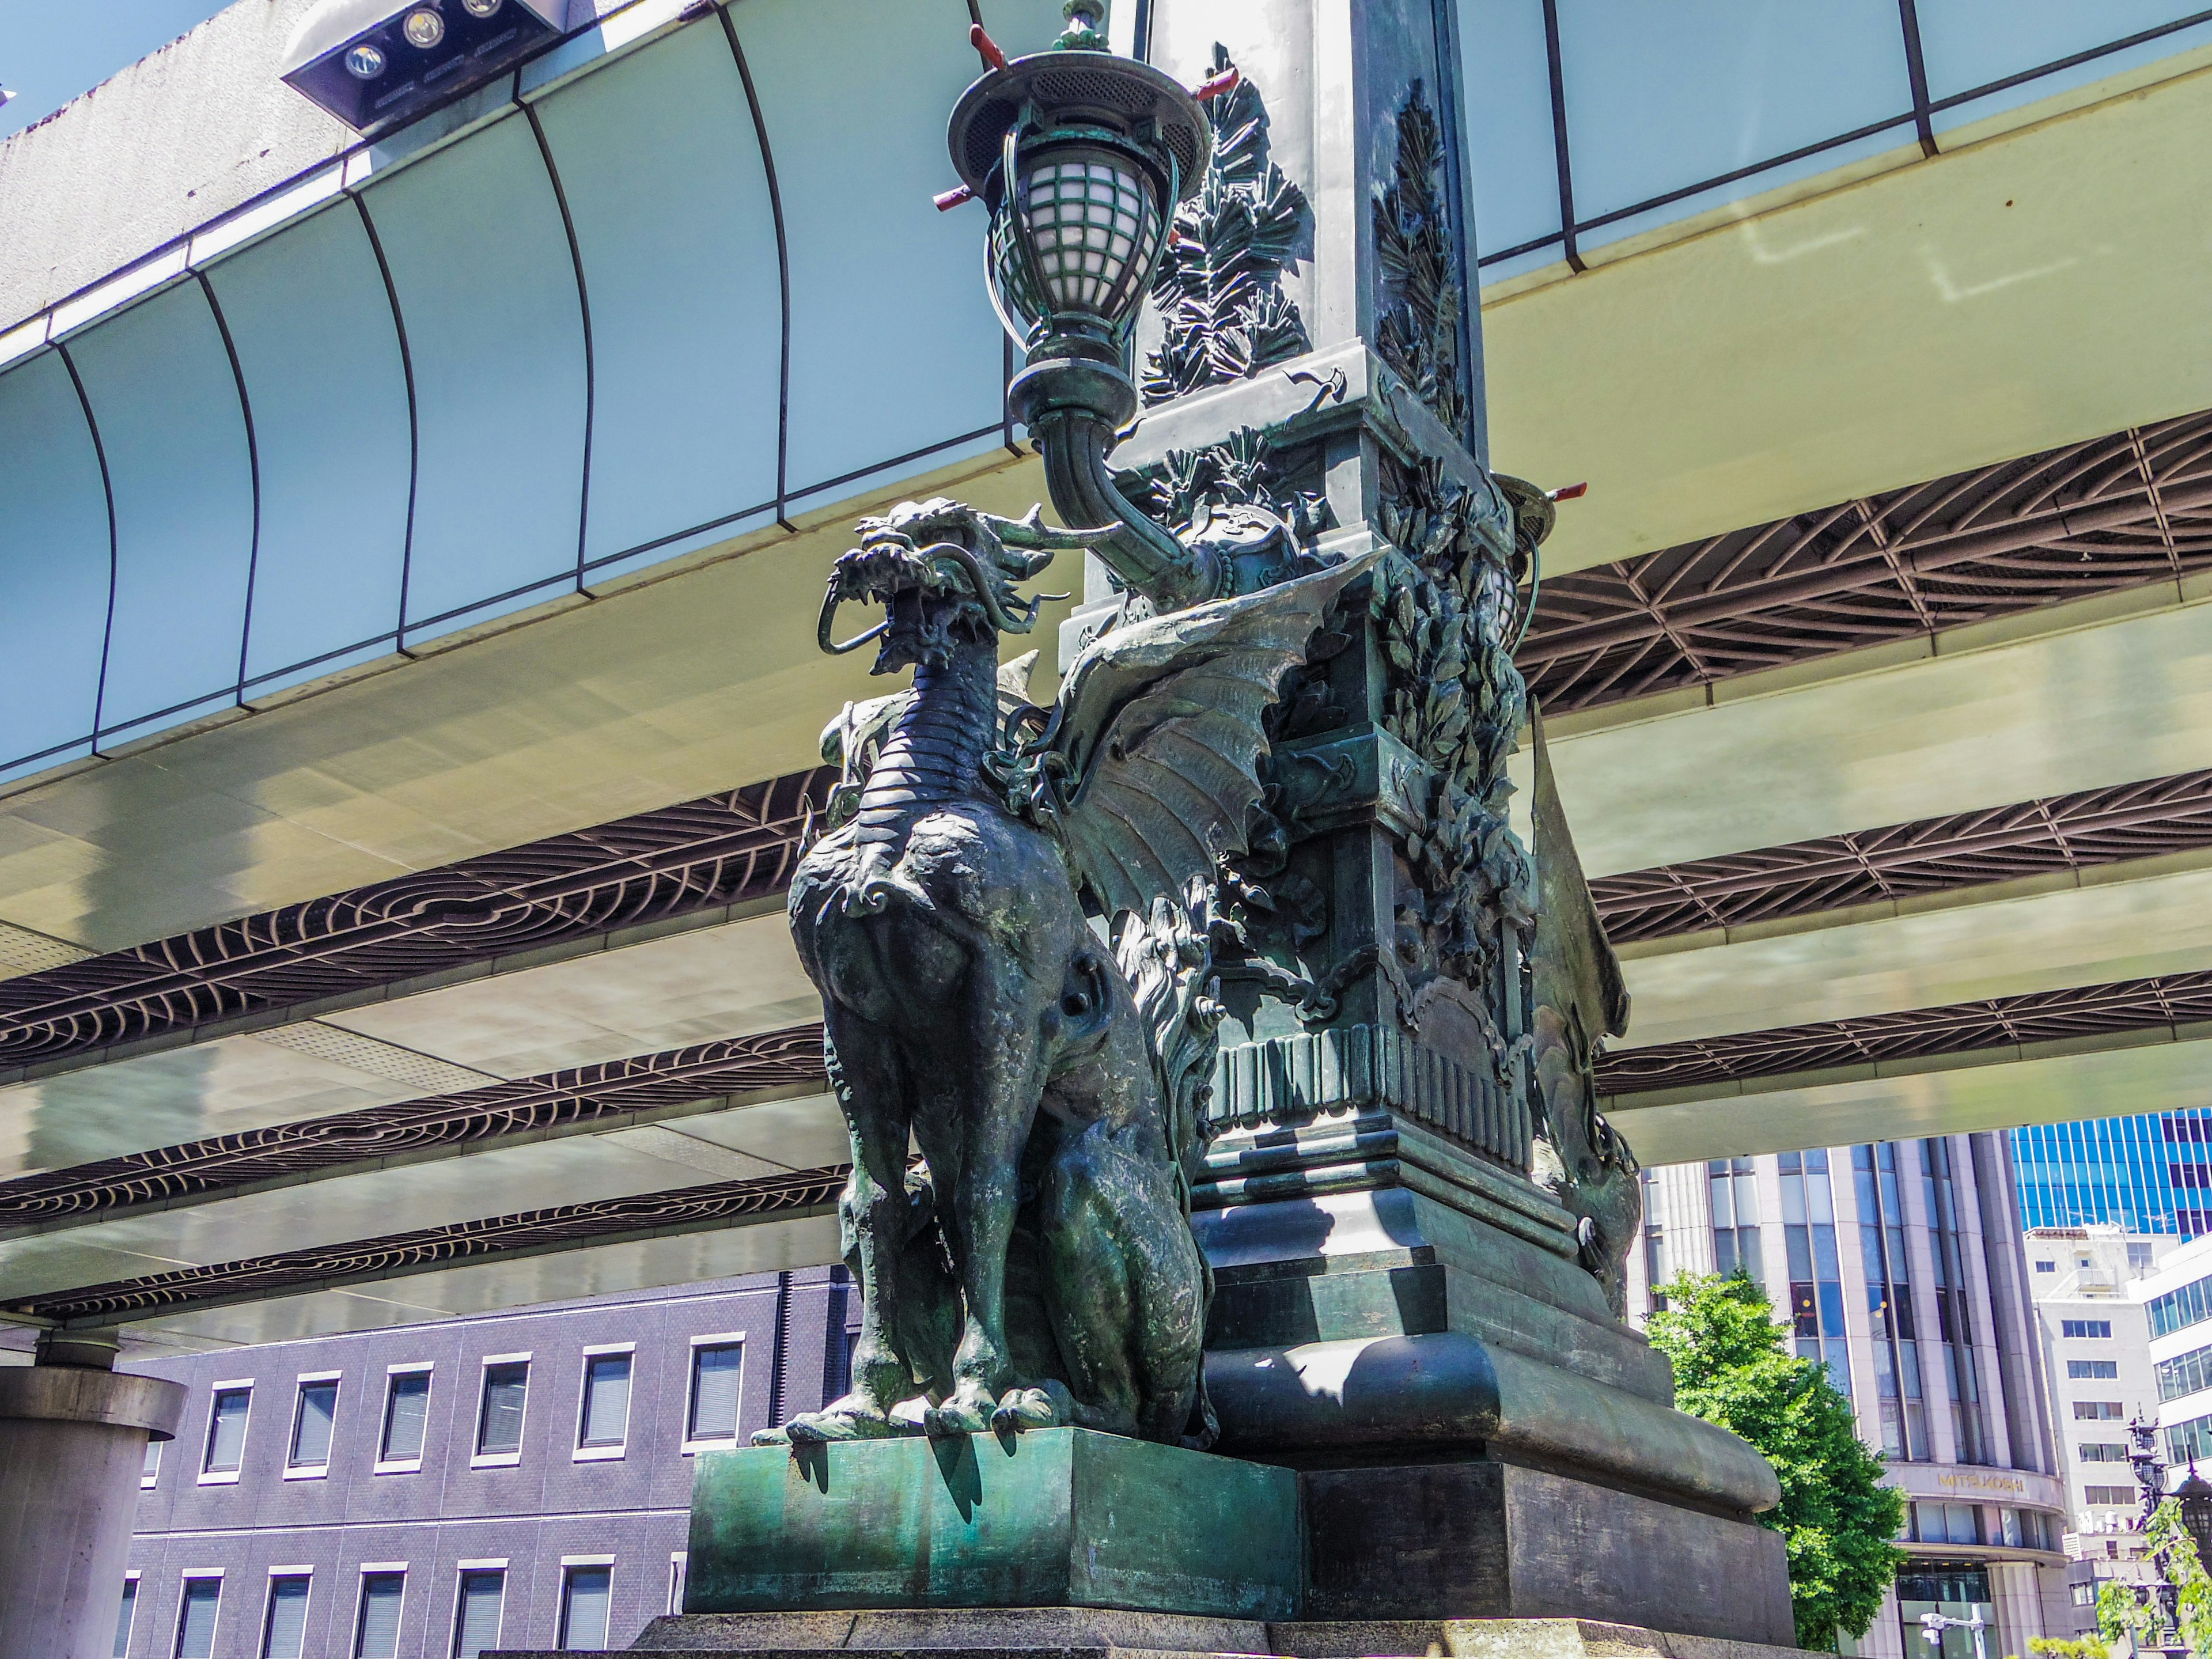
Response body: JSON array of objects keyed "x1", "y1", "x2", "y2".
[{"x1": 115, "y1": 1267, "x2": 854, "y2": 1658}]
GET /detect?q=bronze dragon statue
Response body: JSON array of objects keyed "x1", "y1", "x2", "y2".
[{"x1": 757, "y1": 496, "x2": 1368, "y2": 1445}]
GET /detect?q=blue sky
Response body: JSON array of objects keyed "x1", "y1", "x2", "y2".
[{"x1": 1, "y1": 1, "x2": 235, "y2": 140}]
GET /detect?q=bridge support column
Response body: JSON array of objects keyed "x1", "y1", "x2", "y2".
[{"x1": 0, "y1": 1332, "x2": 183, "y2": 1659}]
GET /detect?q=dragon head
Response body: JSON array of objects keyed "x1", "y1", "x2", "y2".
[{"x1": 818, "y1": 498, "x2": 1066, "y2": 674}]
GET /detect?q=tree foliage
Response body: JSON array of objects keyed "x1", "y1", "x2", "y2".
[
  {"x1": 2097, "y1": 1499, "x2": 2212, "y2": 1656},
  {"x1": 2030, "y1": 1637, "x2": 2112, "y2": 1659},
  {"x1": 1647, "y1": 1271, "x2": 1907, "y2": 1650}
]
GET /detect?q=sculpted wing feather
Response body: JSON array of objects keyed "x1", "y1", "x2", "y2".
[{"x1": 1047, "y1": 552, "x2": 1377, "y2": 919}]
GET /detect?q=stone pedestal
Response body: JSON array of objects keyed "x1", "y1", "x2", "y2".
[
  {"x1": 684, "y1": 1430, "x2": 1302, "y2": 1620},
  {"x1": 0, "y1": 1357, "x2": 185, "y2": 1659},
  {"x1": 484, "y1": 1605, "x2": 1803, "y2": 1657}
]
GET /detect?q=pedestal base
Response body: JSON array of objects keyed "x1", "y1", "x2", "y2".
[
  {"x1": 684, "y1": 1430, "x2": 1302, "y2": 1621},
  {"x1": 483, "y1": 1607, "x2": 1802, "y2": 1657}
]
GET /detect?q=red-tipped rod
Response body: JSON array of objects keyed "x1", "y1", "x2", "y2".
[
  {"x1": 1547, "y1": 480, "x2": 1589, "y2": 501},
  {"x1": 1194, "y1": 63, "x2": 1240, "y2": 100},
  {"x1": 971, "y1": 23, "x2": 1008, "y2": 71},
  {"x1": 934, "y1": 184, "x2": 976, "y2": 211}
]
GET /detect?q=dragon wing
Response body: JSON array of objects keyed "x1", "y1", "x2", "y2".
[{"x1": 1045, "y1": 552, "x2": 1377, "y2": 919}]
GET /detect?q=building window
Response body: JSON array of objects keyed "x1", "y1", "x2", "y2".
[
  {"x1": 2085, "y1": 1484, "x2": 2139, "y2": 1505},
  {"x1": 666, "y1": 1553, "x2": 688, "y2": 1618},
  {"x1": 289, "y1": 1376, "x2": 339, "y2": 1475},
  {"x1": 378, "y1": 1366, "x2": 431, "y2": 1469},
  {"x1": 2158, "y1": 1342, "x2": 2212, "y2": 1402},
  {"x1": 452, "y1": 1567, "x2": 505, "y2": 1659},
  {"x1": 2075, "y1": 1401, "x2": 2126, "y2": 1420},
  {"x1": 687, "y1": 1339, "x2": 744, "y2": 1448},
  {"x1": 2072, "y1": 1582, "x2": 2096, "y2": 1607},
  {"x1": 200, "y1": 1385, "x2": 252, "y2": 1483},
  {"x1": 1854, "y1": 1143, "x2": 1922, "y2": 1456},
  {"x1": 1781, "y1": 1149, "x2": 1850, "y2": 1398},
  {"x1": 2131, "y1": 1241, "x2": 2157, "y2": 1271},
  {"x1": 1707, "y1": 1157, "x2": 1762, "y2": 1286},
  {"x1": 474, "y1": 1357, "x2": 530, "y2": 1464},
  {"x1": 559, "y1": 1562, "x2": 612, "y2": 1650},
  {"x1": 2078, "y1": 1441, "x2": 2130, "y2": 1462},
  {"x1": 2071, "y1": 1359, "x2": 2120, "y2": 1380},
  {"x1": 354, "y1": 1569, "x2": 405, "y2": 1659},
  {"x1": 576, "y1": 1348, "x2": 633, "y2": 1458},
  {"x1": 2035, "y1": 1260, "x2": 2055, "y2": 1272},
  {"x1": 261, "y1": 1573, "x2": 312, "y2": 1659},
  {"x1": 141, "y1": 1440, "x2": 162, "y2": 1490},
  {"x1": 1910, "y1": 1502, "x2": 1984, "y2": 1546},
  {"x1": 115, "y1": 1572, "x2": 139, "y2": 1658},
  {"x1": 2063, "y1": 1319, "x2": 2113, "y2": 1339},
  {"x1": 175, "y1": 1574, "x2": 222, "y2": 1659},
  {"x1": 2149, "y1": 1272, "x2": 2212, "y2": 1339},
  {"x1": 2168, "y1": 1414, "x2": 2212, "y2": 1464}
]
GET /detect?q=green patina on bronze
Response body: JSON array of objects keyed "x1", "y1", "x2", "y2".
[{"x1": 686, "y1": 1427, "x2": 1301, "y2": 1618}]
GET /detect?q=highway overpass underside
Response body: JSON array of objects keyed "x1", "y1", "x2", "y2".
[{"x1": 8, "y1": 32, "x2": 2212, "y2": 1355}]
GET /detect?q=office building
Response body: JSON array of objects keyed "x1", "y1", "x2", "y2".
[
  {"x1": 111, "y1": 1268, "x2": 850, "y2": 1657},
  {"x1": 2013, "y1": 1113, "x2": 2212, "y2": 1240},
  {"x1": 1630, "y1": 1136, "x2": 2069, "y2": 1658}
]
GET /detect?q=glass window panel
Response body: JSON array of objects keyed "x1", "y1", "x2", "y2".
[
  {"x1": 1818, "y1": 1281, "x2": 1846, "y2": 1338},
  {"x1": 63, "y1": 279, "x2": 255, "y2": 741},
  {"x1": 1920, "y1": 1, "x2": 2212, "y2": 126},
  {"x1": 177, "y1": 1579, "x2": 222, "y2": 1659},
  {"x1": 206, "y1": 202, "x2": 410, "y2": 690},
  {"x1": 1707, "y1": 1176, "x2": 1733, "y2": 1229},
  {"x1": 560, "y1": 1567, "x2": 612, "y2": 1651},
  {"x1": 291, "y1": 1382, "x2": 337, "y2": 1468},
  {"x1": 1807, "y1": 1173, "x2": 1835, "y2": 1224},
  {"x1": 359, "y1": 116, "x2": 584, "y2": 644},
  {"x1": 733, "y1": 0, "x2": 1015, "y2": 498},
  {"x1": 1786, "y1": 1226, "x2": 1813, "y2": 1281},
  {"x1": 453, "y1": 1570, "x2": 504, "y2": 1659},
  {"x1": 478, "y1": 1362, "x2": 529, "y2": 1456},
  {"x1": 114, "y1": 1578, "x2": 137, "y2": 1658},
  {"x1": 690, "y1": 1344, "x2": 743, "y2": 1442},
  {"x1": 262, "y1": 1575, "x2": 310, "y2": 1659},
  {"x1": 1813, "y1": 1224, "x2": 1840, "y2": 1281},
  {"x1": 580, "y1": 1354, "x2": 631, "y2": 1448},
  {"x1": 1553, "y1": 0, "x2": 1912, "y2": 249},
  {"x1": 1460, "y1": 0, "x2": 1560, "y2": 271},
  {"x1": 528, "y1": 23, "x2": 783, "y2": 573},
  {"x1": 0, "y1": 350, "x2": 109, "y2": 772},
  {"x1": 205, "y1": 1388, "x2": 251, "y2": 1474},
  {"x1": 355, "y1": 1573, "x2": 403, "y2": 1659},
  {"x1": 143, "y1": 1441, "x2": 162, "y2": 1484},
  {"x1": 382, "y1": 1373, "x2": 430, "y2": 1463},
  {"x1": 1779, "y1": 1176, "x2": 1806, "y2": 1225},
  {"x1": 1733, "y1": 1173, "x2": 1759, "y2": 1224}
]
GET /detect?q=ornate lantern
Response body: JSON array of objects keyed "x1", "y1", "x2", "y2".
[
  {"x1": 945, "y1": 3, "x2": 1224, "y2": 608},
  {"x1": 2177, "y1": 1461, "x2": 2212, "y2": 1566}
]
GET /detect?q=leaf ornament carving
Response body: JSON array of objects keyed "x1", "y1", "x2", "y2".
[
  {"x1": 1372, "y1": 81, "x2": 1468, "y2": 440},
  {"x1": 1143, "y1": 44, "x2": 1312, "y2": 405},
  {"x1": 1374, "y1": 452, "x2": 1531, "y2": 994}
]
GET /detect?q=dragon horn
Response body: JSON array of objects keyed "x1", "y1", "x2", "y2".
[{"x1": 816, "y1": 579, "x2": 889, "y2": 656}]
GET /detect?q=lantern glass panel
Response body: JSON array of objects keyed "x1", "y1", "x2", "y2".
[{"x1": 990, "y1": 145, "x2": 1161, "y2": 343}]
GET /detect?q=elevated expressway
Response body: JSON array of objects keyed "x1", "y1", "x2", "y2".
[{"x1": 4, "y1": 1, "x2": 2212, "y2": 1354}]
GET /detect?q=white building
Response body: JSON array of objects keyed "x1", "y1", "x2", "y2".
[
  {"x1": 2021, "y1": 1225, "x2": 2178, "y2": 1631},
  {"x1": 1630, "y1": 1135, "x2": 2071, "y2": 1659}
]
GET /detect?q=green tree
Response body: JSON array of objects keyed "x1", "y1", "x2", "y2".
[
  {"x1": 1647, "y1": 1271, "x2": 1907, "y2": 1650},
  {"x1": 2097, "y1": 1499, "x2": 2212, "y2": 1657},
  {"x1": 2029, "y1": 1637, "x2": 2111, "y2": 1659}
]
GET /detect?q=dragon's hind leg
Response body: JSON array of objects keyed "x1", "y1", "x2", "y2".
[{"x1": 1035, "y1": 1116, "x2": 1206, "y2": 1442}]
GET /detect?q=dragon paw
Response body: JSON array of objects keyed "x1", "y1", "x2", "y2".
[
  {"x1": 922, "y1": 1392, "x2": 995, "y2": 1437},
  {"x1": 753, "y1": 1395, "x2": 910, "y2": 1446},
  {"x1": 991, "y1": 1381, "x2": 1074, "y2": 1435}
]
